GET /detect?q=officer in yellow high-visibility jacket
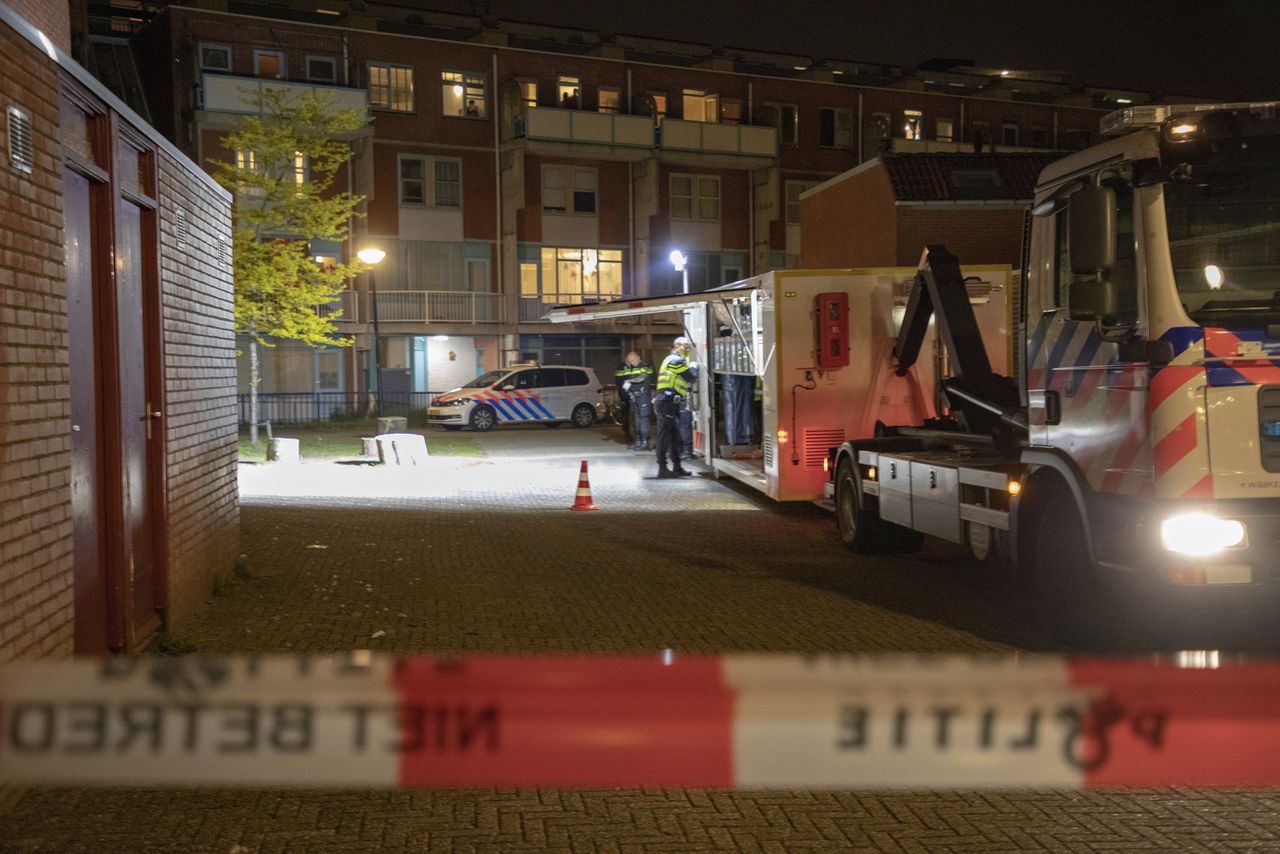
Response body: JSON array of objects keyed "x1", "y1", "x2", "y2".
[{"x1": 653, "y1": 337, "x2": 697, "y2": 477}]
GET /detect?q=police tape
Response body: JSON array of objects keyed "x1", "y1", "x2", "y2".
[{"x1": 1, "y1": 652, "x2": 1278, "y2": 789}]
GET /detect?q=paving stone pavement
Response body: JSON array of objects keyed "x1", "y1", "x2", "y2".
[{"x1": 4, "y1": 427, "x2": 1280, "y2": 853}]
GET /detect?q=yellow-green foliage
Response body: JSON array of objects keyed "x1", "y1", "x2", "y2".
[{"x1": 209, "y1": 88, "x2": 369, "y2": 348}]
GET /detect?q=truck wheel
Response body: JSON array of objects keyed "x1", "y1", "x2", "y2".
[
  {"x1": 469, "y1": 405, "x2": 496, "y2": 432},
  {"x1": 1030, "y1": 495, "x2": 1114, "y2": 646},
  {"x1": 836, "y1": 457, "x2": 924, "y2": 554}
]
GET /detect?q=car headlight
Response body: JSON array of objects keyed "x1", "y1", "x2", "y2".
[
  {"x1": 1160, "y1": 512, "x2": 1246, "y2": 556},
  {"x1": 438, "y1": 398, "x2": 472, "y2": 407}
]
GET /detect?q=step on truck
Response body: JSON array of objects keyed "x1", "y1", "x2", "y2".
[{"x1": 829, "y1": 102, "x2": 1280, "y2": 590}]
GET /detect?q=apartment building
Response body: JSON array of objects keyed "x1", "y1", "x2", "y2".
[{"x1": 100, "y1": 1, "x2": 1154, "y2": 397}]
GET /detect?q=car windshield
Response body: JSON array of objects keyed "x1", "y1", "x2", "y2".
[
  {"x1": 463, "y1": 370, "x2": 510, "y2": 388},
  {"x1": 1164, "y1": 154, "x2": 1280, "y2": 328}
]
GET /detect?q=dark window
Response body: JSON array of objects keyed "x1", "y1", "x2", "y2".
[
  {"x1": 562, "y1": 369, "x2": 589, "y2": 386},
  {"x1": 509, "y1": 370, "x2": 536, "y2": 389},
  {"x1": 537, "y1": 368, "x2": 567, "y2": 388}
]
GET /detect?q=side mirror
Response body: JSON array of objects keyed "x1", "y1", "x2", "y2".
[
  {"x1": 1068, "y1": 185, "x2": 1116, "y2": 276},
  {"x1": 1068, "y1": 279, "x2": 1117, "y2": 323}
]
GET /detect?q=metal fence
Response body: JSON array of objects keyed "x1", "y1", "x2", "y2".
[{"x1": 237, "y1": 391, "x2": 445, "y2": 426}]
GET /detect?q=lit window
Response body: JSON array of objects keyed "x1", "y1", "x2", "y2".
[
  {"x1": 519, "y1": 80, "x2": 537, "y2": 108},
  {"x1": 557, "y1": 77, "x2": 581, "y2": 109},
  {"x1": 646, "y1": 91, "x2": 667, "y2": 120},
  {"x1": 721, "y1": 98, "x2": 742, "y2": 124},
  {"x1": 537, "y1": 247, "x2": 624, "y2": 303},
  {"x1": 442, "y1": 70, "x2": 487, "y2": 118},
  {"x1": 904, "y1": 110, "x2": 924, "y2": 140},
  {"x1": 936, "y1": 118, "x2": 954, "y2": 142},
  {"x1": 670, "y1": 173, "x2": 720, "y2": 221},
  {"x1": 598, "y1": 87, "x2": 620, "y2": 114},
  {"x1": 253, "y1": 49, "x2": 284, "y2": 80},
  {"x1": 368, "y1": 62, "x2": 414, "y2": 112},
  {"x1": 682, "y1": 88, "x2": 719, "y2": 123}
]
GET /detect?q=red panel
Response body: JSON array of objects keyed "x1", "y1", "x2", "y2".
[
  {"x1": 815, "y1": 292, "x2": 850, "y2": 368},
  {"x1": 395, "y1": 656, "x2": 735, "y2": 788}
]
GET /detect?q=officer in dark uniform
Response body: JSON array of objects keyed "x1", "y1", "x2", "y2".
[
  {"x1": 617, "y1": 351, "x2": 654, "y2": 450},
  {"x1": 654, "y1": 337, "x2": 697, "y2": 477},
  {"x1": 613, "y1": 359, "x2": 633, "y2": 443}
]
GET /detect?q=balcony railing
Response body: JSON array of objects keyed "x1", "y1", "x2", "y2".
[
  {"x1": 517, "y1": 106, "x2": 655, "y2": 148},
  {"x1": 199, "y1": 73, "x2": 369, "y2": 119},
  {"x1": 375, "y1": 290, "x2": 503, "y2": 323},
  {"x1": 658, "y1": 119, "x2": 777, "y2": 158},
  {"x1": 315, "y1": 291, "x2": 360, "y2": 323}
]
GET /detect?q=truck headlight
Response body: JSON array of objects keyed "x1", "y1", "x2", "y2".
[{"x1": 1160, "y1": 512, "x2": 1246, "y2": 556}]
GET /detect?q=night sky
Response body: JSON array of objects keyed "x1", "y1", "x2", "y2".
[{"x1": 409, "y1": 0, "x2": 1280, "y2": 101}]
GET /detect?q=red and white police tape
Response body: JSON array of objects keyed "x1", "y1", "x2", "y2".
[{"x1": 1, "y1": 652, "x2": 1277, "y2": 789}]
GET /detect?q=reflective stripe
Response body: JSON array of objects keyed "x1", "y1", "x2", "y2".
[
  {"x1": 507, "y1": 391, "x2": 542, "y2": 420},
  {"x1": 657, "y1": 354, "x2": 690, "y2": 396}
]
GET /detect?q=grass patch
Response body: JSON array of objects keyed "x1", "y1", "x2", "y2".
[
  {"x1": 239, "y1": 426, "x2": 485, "y2": 461},
  {"x1": 149, "y1": 632, "x2": 197, "y2": 657}
]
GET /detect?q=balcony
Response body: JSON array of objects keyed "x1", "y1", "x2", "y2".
[
  {"x1": 509, "y1": 106, "x2": 777, "y2": 165},
  {"x1": 658, "y1": 119, "x2": 777, "y2": 160},
  {"x1": 197, "y1": 74, "x2": 370, "y2": 133},
  {"x1": 375, "y1": 291, "x2": 503, "y2": 324},
  {"x1": 515, "y1": 106, "x2": 655, "y2": 154},
  {"x1": 315, "y1": 291, "x2": 360, "y2": 323},
  {"x1": 518, "y1": 296, "x2": 680, "y2": 325}
]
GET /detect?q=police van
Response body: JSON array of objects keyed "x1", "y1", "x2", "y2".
[{"x1": 427, "y1": 365, "x2": 603, "y2": 432}]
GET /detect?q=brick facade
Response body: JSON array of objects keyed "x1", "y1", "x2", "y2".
[
  {"x1": 0, "y1": 2, "x2": 238, "y2": 660},
  {"x1": 0, "y1": 16, "x2": 73, "y2": 659}
]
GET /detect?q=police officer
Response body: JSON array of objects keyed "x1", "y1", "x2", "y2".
[
  {"x1": 654, "y1": 337, "x2": 697, "y2": 478},
  {"x1": 617, "y1": 351, "x2": 654, "y2": 450},
  {"x1": 613, "y1": 359, "x2": 633, "y2": 443}
]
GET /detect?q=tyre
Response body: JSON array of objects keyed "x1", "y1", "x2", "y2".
[
  {"x1": 835, "y1": 457, "x2": 922, "y2": 554},
  {"x1": 570, "y1": 403, "x2": 596, "y2": 428},
  {"x1": 469, "y1": 405, "x2": 496, "y2": 432},
  {"x1": 1025, "y1": 487, "x2": 1114, "y2": 647}
]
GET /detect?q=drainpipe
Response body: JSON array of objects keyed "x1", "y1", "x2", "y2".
[
  {"x1": 493, "y1": 51, "x2": 503, "y2": 325},
  {"x1": 857, "y1": 91, "x2": 863, "y2": 164}
]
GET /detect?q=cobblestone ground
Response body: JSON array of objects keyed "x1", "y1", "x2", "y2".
[{"x1": 4, "y1": 427, "x2": 1280, "y2": 853}]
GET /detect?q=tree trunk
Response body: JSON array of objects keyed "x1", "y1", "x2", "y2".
[{"x1": 249, "y1": 337, "x2": 260, "y2": 446}]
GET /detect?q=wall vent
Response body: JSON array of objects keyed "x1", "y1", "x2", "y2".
[
  {"x1": 174, "y1": 207, "x2": 188, "y2": 249},
  {"x1": 7, "y1": 106, "x2": 33, "y2": 173},
  {"x1": 803, "y1": 427, "x2": 845, "y2": 467}
]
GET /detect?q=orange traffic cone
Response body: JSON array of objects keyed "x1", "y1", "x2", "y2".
[{"x1": 569, "y1": 459, "x2": 599, "y2": 511}]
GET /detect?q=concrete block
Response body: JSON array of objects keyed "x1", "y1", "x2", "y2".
[
  {"x1": 375, "y1": 432, "x2": 428, "y2": 466},
  {"x1": 376, "y1": 416, "x2": 408, "y2": 434},
  {"x1": 267, "y1": 437, "x2": 300, "y2": 464},
  {"x1": 361, "y1": 437, "x2": 379, "y2": 458}
]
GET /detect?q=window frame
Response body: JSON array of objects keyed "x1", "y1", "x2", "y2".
[
  {"x1": 441, "y1": 69, "x2": 488, "y2": 119},
  {"x1": 253, "y1": 48, "x2": 285, "y2": 80},
  {"x1": 681, "y1": 88, "x2": 719, "y2": 123},
  {"x1": 762, "y1": 102, "x2": 799, "y2": 145},
  {"x1": 367, "y1": 61, "x2": 415, "y2": 113},
  {"x1": 305, "y1": 55, "x2": 337, "y2": 84},
  {"x1": 1001, "y1": 121, "x2": 1020, "y2": 147},
  {"x1": 517, "y1": 79, "x2": 538, "y2": 108},
  {"x1": 819, "y1": 107, "x2": 853, "y2": 148},
  {"x1": 198, "y1": 42, "x2": 232, "y2": 73},
  {"x1": 784, "y1": 180, "x2": 817, "y2": 225},
  {"x1": 670, "y1": 172, "x2": 721, "y2": 222},
  {"x1": 597, "y1": 86, "x2": 621, "y2": 114},
  {"x1": 557, "y1": 76, "x2": 581, "y2": 109},
  {"x1": 903, "y1": 110, "x2": 924, "y2": 141},
  {"x1": 935, "y1": 118, "x2": 955, "y2": 143},
  {"x1": 397, "y1": 153, "x2": 463, "y2": 208},
  {"x1": 542, "y1": 165, "x2": 598, "y2": 216}
]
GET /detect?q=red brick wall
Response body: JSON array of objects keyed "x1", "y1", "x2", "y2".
[
  {"x1": 9, "y1": 0, "x2": 70, "y2": 53},
  {"x1": 799, "y1": 166, "x2": 897, "y2": 267},
  {"x1": 156, "y1": 152, "x2": 240, "y2": 631},
  {"x1": 0, "y1": 20, "x2": 73, "y2": 660},
  {"x1": 896, "y1": 207, "x2": 1027, "y2": 267}
]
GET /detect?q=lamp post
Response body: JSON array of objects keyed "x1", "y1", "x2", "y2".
[
  {"x1": 669, "y1": 249, "x2": 689, "y2": 295},
  {"x1": 357, "y1": 248, "x2": 386, "y2": 405}
]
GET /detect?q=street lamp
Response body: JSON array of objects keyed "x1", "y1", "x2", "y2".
[
  {"x1": 357, "y1": 248, "x2": 386, "y2": 398},
  {"x1": 669, "y1": 249, "x2": 689, "y2": 295}
]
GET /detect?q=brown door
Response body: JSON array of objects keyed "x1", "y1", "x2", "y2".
[
  {"x1": 115, "y1": 195, "x2": 162, "y2": 642},
  {"x1": 65, "y1": 167, "x2": 113, "y2": 653}
]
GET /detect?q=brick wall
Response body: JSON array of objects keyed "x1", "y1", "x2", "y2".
[
  {"x1": 897, "y1": 206, "x2": 1027, "y2": 267},
  {"x1": 799, "y1": 165, "x2": 897, "y2": 268},
  {"x1": 0, "y1": 19, "x2": 74, "y2": 661},
  {"x1": 156, "y1": 152, "x2": 240, "y2": 630},
  {"x1": 8, "y1": 0, "x2": 69, "y2": 52}
]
